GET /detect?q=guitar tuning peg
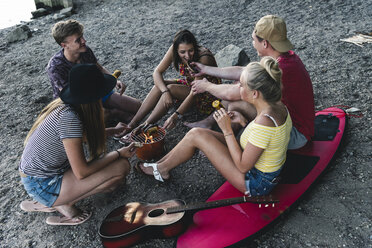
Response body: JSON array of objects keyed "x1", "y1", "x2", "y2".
[
  {"x1": 259, "y1": 204, "x2": 261, "y2": 208},
  {"x1": 265, "y1": 204, "x2": 269, "y2": 208},
  {"x1": 272, "y1": 203, "x2": 275, "y2": 207}
]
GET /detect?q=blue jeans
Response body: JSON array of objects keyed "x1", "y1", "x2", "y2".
[
  {"x1": 245, "y1": 167, "x2": 281, "y2": 196},
  {"x1": 21, "y1": 174, "x2": 63, "y2": 207}
]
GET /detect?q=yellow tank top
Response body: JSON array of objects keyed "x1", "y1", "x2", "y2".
[{"x1": 240, "y1": 113, "x2": 292, "y2": 172}]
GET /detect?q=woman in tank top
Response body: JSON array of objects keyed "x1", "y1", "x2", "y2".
[
  {"x1": 136, "y1": 57, "x2": 292, "y2": 196},
  {"x1": 117, "y1": 29, "x2": 221, "y2": 142}
]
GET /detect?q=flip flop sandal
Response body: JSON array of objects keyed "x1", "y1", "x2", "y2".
[
  {"x1": 20, "y1": 200, "x2": 56, "y2": 213},
  {"x1": 113, "y1": 135, "x2": 122, "y2": 141},
  {"x1": 113, "y1": 130, "x2": 132, "y2": 141},
  {"x1": 134, "y1": 161, "x2": 168, "y2": 182},
  {"x1": 113, "y1": 128, "x2": 132, "y2": 141},
  {"x1": 46, "y1": 210, "x2": 92, "y2": 226},
  {"x1": 118, "y1": 133, "x2": 132, "y2": 145}
]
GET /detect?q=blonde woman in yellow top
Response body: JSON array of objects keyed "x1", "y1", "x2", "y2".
[{"x1": 136, "y1": 57, "x2": 292, "y2": 196}]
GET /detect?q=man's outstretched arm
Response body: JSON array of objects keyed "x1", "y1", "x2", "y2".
[
  {"x1": 192, "y1": 62, "x2": 243, "y2": 81},
  {"x1": 191, "y1": 79, "x2": 241, "y2": 101}
]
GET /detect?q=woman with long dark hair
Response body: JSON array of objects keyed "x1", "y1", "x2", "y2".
[{"x1": 117, "y1": 29, "x2": 221, "y2": 142}]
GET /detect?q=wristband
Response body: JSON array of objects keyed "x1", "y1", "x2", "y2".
[
  {"x1": 224, "y1": 133, "x2": 233, "y2": 137},
  {"x1": 116, "y1": 150, "x2": 121, "y2": 159},
  {"x1": 161, "y1": 89, "x2": 170, "y2": 94}
]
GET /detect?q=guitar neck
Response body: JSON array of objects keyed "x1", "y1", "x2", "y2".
[{"x1": 166, "y1": 196, "x2": 276, "y2": 214}]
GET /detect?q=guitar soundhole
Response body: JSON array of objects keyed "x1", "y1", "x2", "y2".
[{"x1": 148, "y1": 209, "x2": 164, "y2": 218}]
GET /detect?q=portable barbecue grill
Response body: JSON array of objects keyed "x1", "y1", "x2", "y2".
[{"x1": 130, "y1": 126, "x2": 166, "y2": 161}]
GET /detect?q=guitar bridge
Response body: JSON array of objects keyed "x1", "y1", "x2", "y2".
[{"x1": 130, "y1": 210, "x2": 137, "y2": 224}]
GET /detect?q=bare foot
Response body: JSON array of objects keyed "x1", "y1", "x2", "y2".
[
  {"x1": 46, "y1": 210, "x2": 92, "y2": 226},
  {"x1": 53, "y1": 204, "x2": 81, "y2": 218},
  {"x1": 20, "y1": 200, "x2": 56, "y2": 213},
  {"x1": 106, "y1": 122, "x2": 129, "y2": 137},
  {"x1": 115, "y1": 121, "x2": 148, "y2": 139},
  {"x1": 183, "y1": 119, "x2": 215, "y2": 130}
]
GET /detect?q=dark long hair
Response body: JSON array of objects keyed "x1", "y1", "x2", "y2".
[{"x1": 172, "y1": 29, "x2": 200, "y2": 71}]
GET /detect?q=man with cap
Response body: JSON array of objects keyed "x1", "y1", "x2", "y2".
[{"x1": 188, "y1": 15, "x2": 314, "y2": 150}]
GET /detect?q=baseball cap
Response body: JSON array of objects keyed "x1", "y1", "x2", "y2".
[{"x1": 254, "y1": 15, "x2": 294, "y2": 52}]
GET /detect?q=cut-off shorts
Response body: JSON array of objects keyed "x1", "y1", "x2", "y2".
[
  {"x1": 20, "y1": 173, "x2": 63, "y2": 207},
  {"x1": 102, "y1": 90, "x2": 114, "y2": 103},
  {"x1": 245, "y1": 167, "x2": 281, "y2": 196}
]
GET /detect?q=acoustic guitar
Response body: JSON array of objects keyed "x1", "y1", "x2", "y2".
[{"x1": 99, "y1": 195, "x2": 278, "y2": 248}]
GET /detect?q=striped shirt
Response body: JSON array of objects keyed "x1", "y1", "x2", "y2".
[
  {"x1": 240, "y1": 113, "x2": 292, "y2": 173},
  {"x1": 19, "y1": 105, "x2": 83, "y2": 178}
]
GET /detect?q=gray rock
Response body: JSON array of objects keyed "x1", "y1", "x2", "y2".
[
  {"x1": 34, "y1": 0, "x2": 73, "y2": 9},
  {"x1": 215, "y1": 44, "x2": 250, "y2": 68},
  {"x1": 52, "y1": 7, "x2": 74, "y2": 20},
  {"x1": 52, "y1": 13, "x2": 65, "y2": 21},
  {"x1": 62, "y1": 0, "x2": 74, "y2": 8},
  {"x1": 60, "y1": 7, "x2": 73, "y2": 17},
  {"x1": 6, "y1": 25, "x2": 32, "y2": 43},
  {"x1": 31, "y1": 8, "x2": 49, "y2": 18}
]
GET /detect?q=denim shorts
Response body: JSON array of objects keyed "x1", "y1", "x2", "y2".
[
  {"x1": 288, "y1": 126, "x2": 308, "y2": 150},
  {"x1": 21, "y1": 174, "x2": 63, "y2": 207},
  {"x1": 245, "y1": 167, "x2": 281, "y2": 196},
  {"x1": 102, "y1": 90, "x2": 114, "y2": 103}
]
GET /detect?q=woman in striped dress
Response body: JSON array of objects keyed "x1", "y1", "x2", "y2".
[
  {"x1": 136, "y1": 57, "x2": 292, "y2": 196},
  {"x1": 19, "y1": 64, "x2": 136, "y2": 225}
]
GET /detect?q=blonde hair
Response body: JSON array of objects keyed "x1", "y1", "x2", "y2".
[
  {"x1": 25, "y1": 98, "x2": 64, "y2": 145},
  {"x1": 25, "y1": 98, "x2": 106, "y2": 161},
  {"x1": 240, "y1": 56, "x2": 282, "y2": 103}
]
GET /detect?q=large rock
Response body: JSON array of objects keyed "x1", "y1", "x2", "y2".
[
  {"x1": 34, "y1": 0, "x2": 73, "y2": 10},
  {"x1": 215, "y1": 44, "x2": 250, "y2": 68},
  {"x1": 6, "y1": 25, "x2": 32, "y2": 43},
  {"x1": 52, "y1": 7, "x2": 74, "y2": 20},
  {"x1": 31, "y1": 8, "x2": 49, "y2": 18},
  {"x1": 59, "y1": 7, "x2": 73, "y2": 17}
]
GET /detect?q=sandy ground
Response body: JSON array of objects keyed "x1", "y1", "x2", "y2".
[{"x1": 0, "y1": 0, "x2": 371, "y2": 247}]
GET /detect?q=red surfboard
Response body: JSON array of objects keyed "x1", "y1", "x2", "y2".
[{"x1": 177, "y1": 107, "x2": 347, "y2": 248}]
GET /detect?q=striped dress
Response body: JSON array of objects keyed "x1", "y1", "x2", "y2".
[
  {"x1": 240, "y1": 113, "x2": 292, "y2": 173},
  {"x1": 19, "y1": 104, "x2": 83, "y2": 178}
]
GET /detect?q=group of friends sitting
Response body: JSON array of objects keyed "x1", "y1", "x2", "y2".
[{"x1": 18, "y1": 15, "x2": 315, "y2": 226}]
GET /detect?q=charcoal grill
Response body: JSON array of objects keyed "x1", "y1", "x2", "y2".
[{"x1": 130, "y1": 126, "x2": 166, "y2": 161}]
